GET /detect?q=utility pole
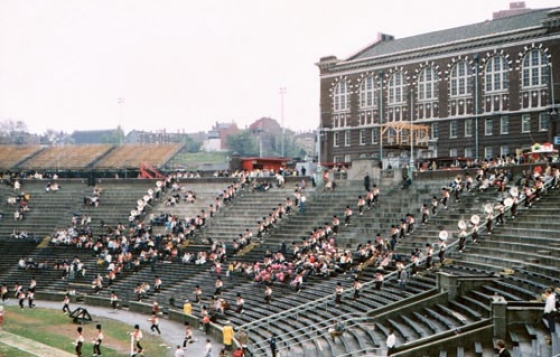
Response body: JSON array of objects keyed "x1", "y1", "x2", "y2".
[{"x1": 279, "y1": 87, "x2": 287, "y2": 157}]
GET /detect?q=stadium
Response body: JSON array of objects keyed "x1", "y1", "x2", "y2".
[
  {"x1": 0, "y1": 140, "x2": 558, "y2": 357},
  {"x1": 1, "y1": 3, "x2": 560, "y2": 357}
]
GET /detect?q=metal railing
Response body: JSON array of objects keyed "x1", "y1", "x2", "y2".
[{"x1": 242, "y1": 174, "x2": 557, "y2": 356}]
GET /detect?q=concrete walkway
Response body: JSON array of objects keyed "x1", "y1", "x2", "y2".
[{"x1": 1, "y1": 299, "x2": 223, "y2": 357}]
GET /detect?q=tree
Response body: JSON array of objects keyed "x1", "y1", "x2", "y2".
[
  {"x1": 182, "y1": 135, "x2": 202, "y2": 152},
  {"x1": 40, "y1": 129, "x2": 73, "y2": 145},
  {"x1": 226, "y1": 130, "x2": 259, "y2": 156},
  {"x1": 0, "y1": 119, "x2": 28, "y2": 135},
  {"x1": 101, "y1": 126, "x2": 125, "y2": 144}
]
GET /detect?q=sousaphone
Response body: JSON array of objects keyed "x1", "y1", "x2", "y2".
[
  {"x1": 470, "y1": 214, "x2": 480, "y2": 225},
  {"x1": 484, "y1": 203, "x2": 494, "y2": 214},
  {"x1": 439, "y1": 230, "x2": 449, "y2": 242},
  {"x1": 458, "y1": 220, "x2": 467, "y2": 230},
  {"x1": 509, "y1": 186, "x2": 519, "y2": 198}
]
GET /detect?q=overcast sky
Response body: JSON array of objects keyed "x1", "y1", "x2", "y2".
[{"x1": 0, "y1": 0, "x2": 558, "y2": 135}]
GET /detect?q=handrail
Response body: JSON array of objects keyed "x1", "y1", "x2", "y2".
[
  {"x1": 242, "y1": 181, "x2": 490, "y2": 334},
  {"x1": 248, "y1": 316, "x2": 367, "y2": 356},
  {"x1": 243, "y1": 175, "x2": 556, "y2": 355},
  {"x1": 239, "y1": 184, "x2": 405, "y2": 332}
]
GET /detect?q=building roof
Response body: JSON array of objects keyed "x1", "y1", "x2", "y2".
[{"x1": 347, "y1": 8, "x2": 553, "y2": 61}]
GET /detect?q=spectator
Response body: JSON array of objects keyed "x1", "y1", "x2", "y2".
[
  {"x1": 543, "y1": 288, "x2": 557, "y2": 334},
  {"x1": 223, "y1": 320, "x2": 234, "y2": 351},
  {"x1": 329, "y1": 319, "x2": 345, "y2": 342},
  {"x1": 495, "y1": 339, "x2": 511, "y2": 357},
  {"x1": 269, "y1": 335, "x2": 278, "y2": 357},
  {"x1": 402, "y1": 175, "x2": 412, "y2": 189},
  {"x1": 386, "y1": 328, "x2": 396, "y2": 356}
]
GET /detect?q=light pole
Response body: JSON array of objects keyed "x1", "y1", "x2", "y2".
[
  {"x1": 118, "y1": 97, "x2": 125, "y2": 146},
  {"x1": 550, "y1": 62, "x2": 560, "y2": 142},
  {"x1": 551, "y1": 63, "x2": 558, "y2": 116},
  {"x1": 474, "y1": 54, "x2": 480, "y2": 161},
  {"x1": 409, "y1": 87, "x2": 414, "y2": 181},
  {"x1": 259, "y1": 119, "x2": 263, "y2": 158},
  {"x1": 279, "y1": 87, "x2": 287, "y2": 157},
  {"x1": 316, "y1": 126, "x2": 323, "y2": 187},
  {"x1": 378, "y1": 72, "x2": 384, "y2": 168}
]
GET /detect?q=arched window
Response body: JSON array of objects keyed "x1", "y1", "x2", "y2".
[
  {"x1": 522, "y1": 49, "x2": 548, "y2": 88},
  {"x1": 359, "y1": 75, "x2": 377, "y2": 108},
  {"x1": 333, "y1": 79, "x2": 350, "y2": 112},
  {"x1": 388, "y1": 71, "x2": 405, "y2": 104},
  {"x1": 485, "y1": 56, "x2": 509, "y2": 92},
  {"x1": 450, "y1": 61, "x2": 472, "y2": 97},
  {"x1": 417, "y1": 67, "x2": 437, "y2": 101}
]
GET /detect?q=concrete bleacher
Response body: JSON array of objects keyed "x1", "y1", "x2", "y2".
[
  {"x1": 0, "y1": 179, "x2": 88, "y2": 240},
  {"x1": 94, "y1": 143, "x2": 183, "y2": 169},
  {"x1": 0, "y1": 145, "x2": 43, "y2": 170},
  {"x1": 18, "y1": 145, "x2": 113, "y2": 170},
  {"x1": 1, "y1": 170, "x2": 559, "y2": 357}
]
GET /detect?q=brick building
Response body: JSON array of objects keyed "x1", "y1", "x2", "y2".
[{"x1": 317, "y1": 6, "x2": 560, "y2": 167}]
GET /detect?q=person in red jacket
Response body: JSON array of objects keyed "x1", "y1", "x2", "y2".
[{"x1": 233, "y1": 346, "x2": 245, "y2": 357}]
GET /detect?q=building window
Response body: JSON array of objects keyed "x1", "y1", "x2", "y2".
[
  {"x1": 500, "y1": 116, "x2": 509, "y2": 134},
  {"x1": 388, "y1": 71, "x2": 405, "y2": 104},
  {"x1": 522, "y1": 49, "x2": 549, "y2": 88},
  {"x1": 344, "y1": 154, "x2": 351, "y2": 163},
  {"x1": 333, "y1": 155, "x2": 339, "y2": 163},
  {"x1": 431, "y1": 122, "x2": 439, "y2": 140},
  {"x1": 485, "y1": 55, "x2": 509, "y2": 92},
  {"x1": 344, "y1": 131, "x2": 351, "y2": 147},
  {"x1": 539, "y1": 113, "x2": 549, "y2": 132},
  {"x1": 449, "y1": 148, "x2": 458, "y2": 157},
  {"x1": 359, "y1": 129, "x2": 366, "y2": 145},
  {"x1": 333, "y1": 132, "x2": 339, "y2": 147},
  {"x1": 449, "y1": 121, "x2": 458, "y2": 138},
  {"x1": 359, "y1": 75, "x2": 377, "y2": 108},
  {"x1": 465, "y1": 119, "x2": 473, "y2": 137},
  {"x1": 450, "y1": 61, "x2": 472, "y2": 96},
  {"x1": 387, "y1": 128, "x2": 396, "y2": 144},
  {"x1": 485, "y1": 118, "x2": 493, "y2": 136},
  {"x1": 418, "y1": 67, "x2": 437, "y2": 101},
  {"x1": 464, "y1": 148, "x2": 473, "y2": 158},
  {"x1": 371, "y1": 127, "x2": 379, "y2": 144},
  {"x1": 522, "y1": 114, "x2": 531, "y2": 133},
  {"x1": 402, "y1": 130, "x2": 409, "y2": 143},
  {"x1": 500, "y1": 145, "x2": 509, "y2": 157},
  {"x1": 484, "y1": 146, "x2": 494, "y2": 159},
  {"x1": 333, "y1": 79, "x2": 350, "y2": 112}
]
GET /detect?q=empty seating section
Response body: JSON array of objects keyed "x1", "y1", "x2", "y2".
[
  {"x1": 0, "y1": 145, "x2": 42, "y2": 169},
  {"x1": 0, "y1": 166, "x2": 559, "y2": 357},
  {"x1": 19, "y1": 145, "x2": 113, "y2": 169},
  {"x1": 94, "y1": 143, "x2": 183, "y2": 168}
]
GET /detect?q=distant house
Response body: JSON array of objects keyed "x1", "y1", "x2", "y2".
[
  {"x1": 294, "y1": 131, "x2": 316, "y2": 157},
  {"x1": 71, "y1": 130, "x2": 119, "y2": 145},
  {"x1": 203, "y1": 122, "x2": 239, "y2": 151},
  {"x1": 248, "y1": 117, "x2": 282, "y2": 133},
  {"x1": 125, "y1": 129, "x2": 205, "y2": 146}
]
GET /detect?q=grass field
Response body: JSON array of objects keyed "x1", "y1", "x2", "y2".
[
  {"x1": 1, "y1": 305, "x2": 171, "y2": 357},
  {"x1": 0, "y1": 344, "x2": 35, "y2": 357},
  {"x1": 169, "y1": 151, "x2": 230, "y2": 170}
]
